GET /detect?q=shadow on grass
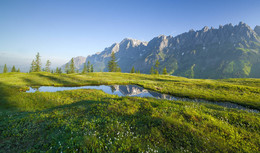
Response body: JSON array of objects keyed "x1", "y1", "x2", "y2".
[
  {"x1": 22, "y1": 78, "x2": 42, "y2": 86},
  {"x1": 37, "y1": 73, "x2": 75, "y2": 85},
  {"x1": 0, "y1": 82, "x2": 19, "y2": 111}
]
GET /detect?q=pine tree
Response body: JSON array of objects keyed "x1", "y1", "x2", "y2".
[
  {"x1": 163, "y1": 67, "x2": 167, "y2": 75},
  {"x1": 155, "y1": 60, "x2": 160, "y2": 74},
  {"x1": 130, "y1": 66, "x2": 135, "y2": 73},
  {"x1": 155, "y1": 60, "x2": 160, "y2": 69},
  {"x1": 155, "y1": 70, "x2": 159, "y2": 75},
  {"x1": 117, "y1": 67, "x2": 121, "y2": 72},
  {"x1": 35, "y1": 52, "x2": 41, "y2": 72},
  {"x1": 17, "y1": 68, "x2": 20, "y2": 72},
  {"x1": 82, "y1": 63, "x2": 87, "y2": 74},
  {"x1": 11, "y1": 65, "x2": 16, "y2": 72},
  {"x1": 30, "y1": 60, "x2": 36, "y2": 72},
  {"x1": 45, "y1": 60, "x2": 51, "y2": 72},
  {"x1": 87, "y1": 61, "x2": 90, "y2": 72},
  {"x1": 58, "y1": 68, "x2": 62, "y2": 74},
  {"x1": 150, "y1": 66, "x2": 154, "y2": 75},
  {"x1": 69, "y1": 58, "x2": 75, "y2": 73},
  {"x1": 137, "y1": 70, "x2": 140, "y2": 74},
  {"x1": 91, "y1": 64, "x2": 94, "y2": 72},
  {"x1": 55, "y1": 67, "x2": 59, "y2": 73},
  {"x1": 3, "y1": 64, "x2": 8, "y2": 73},
  {"x1": 108, "y1": 52, "x2": 119, "y2": 72},
  {"x1": 65, "y1": 63, "x2": 69, "y2": 74}
]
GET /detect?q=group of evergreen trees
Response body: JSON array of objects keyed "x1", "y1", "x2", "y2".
[
  {"x1": 29, "y1": 53, "x2": 96, "y2": 74},
  {"x1": 82, "y1": 61, "x2": 94, "y2": 74},
  {"x1": 30, "y1": 52, "x2": 47, "y2": 72},
  {"x1": 64, "y1": 58, "x2": 95, "y2": 74},
  {"x1": 150, "y1": 60, "x2": 167, "y2": 75},
  {"x1": 64, "y1": 58, "x2": 75, "y2": 74},
  {"x1": 130, "y1": 66, "x2": 140, "y2": 73},
  {"x1": 106, "y1": 52, "x2": 166, "y2": 75},
  {"x1": 2, "y1": 52, "x2": 167, "y2": 75},
  {"x1": 2, "y1": 64, "x2": 20, "y2": 73},
  {"x1": 30, "y1": 52, "x2": 42, "y2": 72}
]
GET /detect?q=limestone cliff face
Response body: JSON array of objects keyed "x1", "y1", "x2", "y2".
[
  {"x1": 254, "y1": 25, "x2": 260, "y2": 36},
  {"x1": 64, "y1": 22, "x2": 260, "y2": 79},
  {"x1": 62, "y1": 56, "x2": 86, "y2": 70}
]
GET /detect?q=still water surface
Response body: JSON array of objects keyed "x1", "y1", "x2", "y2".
[{"x1": 26, "y1": 85, "x2": 258, "y2": 113}]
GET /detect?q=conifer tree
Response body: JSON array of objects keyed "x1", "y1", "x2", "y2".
[
  {"x1": 163, "y1": 67, "x2": 167, "y2": 75},
  {"x1": 69, "y1": 58, "x2": 75, "y2": 73},
  {"x1": 155, "y1": 60, "x2": 160, "y2": 74},
  {"x1": 150, "y1": 66, "x2": 154, "y2": 75},
  {"x1": 17, "y1": 68, "x2": 20, "y2": 72},
  {"x1": 82, "y1": 63, "x2": 87, "y2": 74},
  {"x1": 130, "y1": 66, "x2": 135, "y2": 73},
  {"x1": 155, "y1": 69, "x2": 159, "y2": 75},
  {"x1": 108, "y1": 52, "x2": 119, "y2": 72},
  {"x1": 35, "y1": 52, "x2": 41, "y2": 72},
  {"x1": 3, "y1": 64, "x2": 8, "y2": 73},
  {"x1": 117, "y1": 67, "x2": 121, "y2": 72},
  {"x1": 11, "y1": 65, "x2": 16, "y2": 72},
  {"x1": 87, "y1": 61, "x2": 91, "y2": 72},
  {"x1": 30, "y1": 60, "x2": 36, "y2": 72},
  {"x1": 55, "y1": 67, "x2": 59, "y2": 73},
  {"x1": 65, "y1": 63, "x2": 69, "y2": 74},
  {"x1": 59, "y1": 68, "x2": 62, "y2": 74},
  {"x1": 91, "y1": 64, "x2": 94, "y2": 72},
  {"x1": 45, "y1": 60, "x2": 51, "y2": 72}
]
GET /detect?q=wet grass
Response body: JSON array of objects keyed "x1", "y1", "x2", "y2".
[{"x1": 0, "y1": 72, "x2": 259, "y2": 152}]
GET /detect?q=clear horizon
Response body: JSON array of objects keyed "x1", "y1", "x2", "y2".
[{"x1": 1, "y1": 0, "x2": 260, "y2": 68}]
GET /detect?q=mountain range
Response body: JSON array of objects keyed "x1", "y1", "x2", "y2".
[{"x1": 63, "y1": 22, "x2": 260, "y2": 79}]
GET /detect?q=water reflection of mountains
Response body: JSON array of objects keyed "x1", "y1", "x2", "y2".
[{"x1": 110, "y1": 85, "x2": 176, "y2": 100}]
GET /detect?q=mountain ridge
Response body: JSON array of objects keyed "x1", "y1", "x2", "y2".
[{"x1": 63, "y1": 22, "x2": 260, "y2": 79}]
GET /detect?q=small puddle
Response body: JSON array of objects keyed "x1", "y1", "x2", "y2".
[{"x1": 26, "y1": 85, "x2": 258, "y2": 113}]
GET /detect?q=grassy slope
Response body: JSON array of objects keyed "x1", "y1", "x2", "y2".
[
  {"x1": 0, "y1": 72, "x2": 260, "y2": 152},
  {"x1": 1, "y1": 72, "x2": 259, "y2": 109}
]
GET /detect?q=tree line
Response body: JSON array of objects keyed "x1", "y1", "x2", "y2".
[
  {"x1": 2, "y1": 52, "x2": 168, "y2": 75},
  {"x1": 130, "y1": 60, "x2": 167, "y2": 75},
  {"x1": 150, "y1": 60, "x2": 168, "y2": 75},
  {"x1": 107, "y1": 52, "x2": 167, "y2": 75},
  {"x1": 2, "y1": 52, "x2": 95, "y2": 74},
  {"x1": 2, "y1": 64, "x2": 20, "y2": 73}
]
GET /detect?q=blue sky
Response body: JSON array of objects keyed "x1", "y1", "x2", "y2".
[{"x1": 0, "y1": 0, "x2": 260, "y2": 68}]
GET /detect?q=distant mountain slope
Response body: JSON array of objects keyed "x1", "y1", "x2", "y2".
[
  {"x1": 62, "y1": 56, "x2": 86, "y2": 70},
  {"x1": 64, "y1": 22, "x2": 260, "y2": 79}
]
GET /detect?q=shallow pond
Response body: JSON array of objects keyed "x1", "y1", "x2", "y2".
[{"x1": 26, "y1": 85, "x2": 258, "y2": 113}]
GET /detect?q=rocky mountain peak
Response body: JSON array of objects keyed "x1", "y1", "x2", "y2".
[
  {"x1": 188, "y1": 29, "x2": 195, "y2": 33},
  {"x1": 234, "y1": 22, "x2": 258, "y2": 41},
  {"x1": 119, "y1": 38, "x2": 147, "y2": 49},
  {"x1": 202, "y1": 26, "x2": 209, "y2": 32},
  {"x1": 110, "y1": 43, "x2": 120, "y2": 53},
  {"x1": 254, "y1": 25, "x2": 260, "y2": 36},
  {"x1": 63, "y1": 22, "x2": 260, "y2": 79}
]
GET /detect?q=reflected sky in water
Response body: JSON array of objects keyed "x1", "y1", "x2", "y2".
[{"x1": 26, "y1": 85, "x2": 258, "y2": 113}]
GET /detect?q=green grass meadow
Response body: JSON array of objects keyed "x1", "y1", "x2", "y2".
[{"x1": 0, "y1": 72, "x2": 259, "y2": 152}]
